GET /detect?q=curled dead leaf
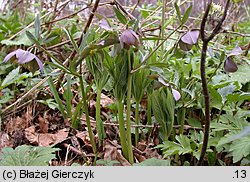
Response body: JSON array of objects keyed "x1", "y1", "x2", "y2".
[
  {"x1": 25, "y1": 126, "x2": 69, "y2": 146},
  {"x1": 103, "y1": 140, "x2": 131, "y2": 166}
]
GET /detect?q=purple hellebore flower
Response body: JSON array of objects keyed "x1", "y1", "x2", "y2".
[
  {"x1": 120, "y1": 29, "x2": 140, "y2": 50},
  {"x1": 3, "y1": 49, "x2": 43, "y2": 73}
]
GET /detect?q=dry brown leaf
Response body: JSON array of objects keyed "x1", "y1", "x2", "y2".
[
  {"x1": 103, "y1": 140, "x2": 131, "y2": 166},
  {"x1": 100, "y1": 93, "x2": 114, "y2": 107},
  {"x1": 0, "y1": 132, "x2": 12, "y2": 151},
  {"x1": 25, "y1": 126, "x2": 69, "y2": 146},
  {"x1": 6, "y1": 117, "x2": 30, "y2": 135},
  {"x1": 144, "y1": 144, "x2": 161, "y2": 159},
  {"x1": 134, "y1": 152, "x2": 146, "y2": 163},
  {"x1": 5, "y1": 106, "x2": 33, "y2": 134},
  {"x1": 76, "y1": 131, "x2": 90, "y2": 144},
  {"x1": 38, "y1": 115, "x2": 49, "y2": 133},
  {"x1": 24, "y1": 126, "x2": 37, "y2": 144}
]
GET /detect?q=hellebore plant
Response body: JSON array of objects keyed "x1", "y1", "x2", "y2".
[
  {"x1": 3, "y1": 49, "x2": 43, "y2": 73},
  {"x1": 118, "y1": 29, "x2": 140, "y2": 164}
]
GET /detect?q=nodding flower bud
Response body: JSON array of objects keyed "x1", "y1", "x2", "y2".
[
  {"x1": 224, "y1": 57, "x2": 238, "y2": 73},
  {"x1": 179, "y1": 30, "x2": 199, "y2": 51},
  {"x1": 120, "y1": 29, "x2": 140, "y2": 50}
]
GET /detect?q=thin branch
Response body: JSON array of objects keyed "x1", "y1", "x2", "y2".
[
  {"x1": 83, "y1": 0, "x2": 100, "y2": 34},
  {"x1": 197, "y1": 0, "x2": 231, "y2": 166}
]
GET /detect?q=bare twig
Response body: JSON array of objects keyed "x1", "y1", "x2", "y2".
[
  {"x1": 83, "y1": 0, "x2": 100, "y2": 34},
  {"x1": 114, "y1": 0, "x2": 136, "y2": 20},
  {"x1": 197, "y1": 0, "x2": 230, "y2": 166},
  {"x1": 47, "y1": 0, "x2": 59, "y2": 32}
]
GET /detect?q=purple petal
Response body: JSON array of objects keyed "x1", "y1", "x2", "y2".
[
  {"x1": 15, "y1": 49, "x2": 36, "y2": 64},
  {"x1": 181, "y1": 30, "x2": 199, "y2": 45},
  {"x1": 228, "y1": 46, "x2": 243, "y2": 57},
  {"x1": 172, "y1": 88, "x2": 181, "y2": 101},
  {"x1": 3, "y1": 50, "x2": 18, "y2": 62},
  {"x1": 99, "y1": 19, "x2": 112, "y2": 31},
  {"x1": 34, "y1": 56, "x2": 44, "y2": 73}
]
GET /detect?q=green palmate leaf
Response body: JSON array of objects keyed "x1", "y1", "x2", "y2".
[
  {"x1": 215, "y1": 114, "x2": 250, "y2": 157},
  {"x1": 174, "y1": 3, "x2": 181, "y2": 23},
  {"x1": 156, "y1": 135, "x2": 193, "y2": 158},
  {"x1": 210, "y1": 122, "x2": 236, "y2": 131},
  {"x1": 175, "y1": 135, "x2": 192, "y2": 152},
  {"x1": 133, "y1": 158, "x2": 171, "y2": 166},
  {"x1": 229, "y1": 64, "x2": 250, "y2": 84},
  {"x1": 229, "y1": 137, "x2": 250, "y2": 163},
  {"x1": 181, "y1": 5, "x2": 192, "y2": 24},
  {"x1": 229, "y1": 126, "x2": 250, "y2": 142},
  {"x1": 0, "y1": 145, "x2": 59, "y2": 166},
  {"x1": 227, "y1": 92, "x2": 250, "y2": 103},
  {"x1": 113, "y1": 7, "x2": 127, "y2": 25}
]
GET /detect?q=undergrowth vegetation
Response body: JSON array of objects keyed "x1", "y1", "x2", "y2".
[{"x1": 0, "y1": 0, "x2": 249, "y2": 166}]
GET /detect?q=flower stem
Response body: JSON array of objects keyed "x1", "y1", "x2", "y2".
[
  {"x1": 135, "y1": 101, "x2": 140, "y2": 147},
  {"x1": 117, "y1": 100, "x2": 128, "y2": 159},
  {"x1": 79, "y1": 76, "x2": 97, "y2": 154},
  {"x1": 96, "y1": 88, "x2": 105, "y2": 147},
  {"x1": 147, "y1": 94, "x2": 152, "y2": 135},
  {"x1": 126, "y1": 50, "x2": 134, "y2": 164}
]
